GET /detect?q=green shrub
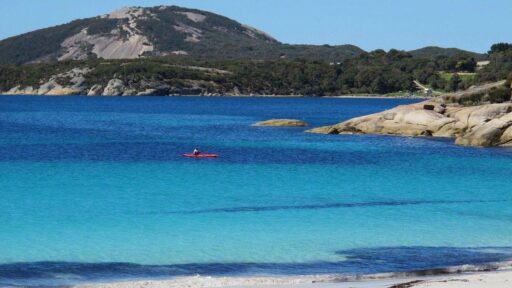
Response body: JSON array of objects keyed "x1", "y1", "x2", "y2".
[
  {"x1": 505, "y1": 73, "x2": 512, "y2": 87},
  {"x1": 488, "y1": 86, "x2": 511, "y2": 103}
]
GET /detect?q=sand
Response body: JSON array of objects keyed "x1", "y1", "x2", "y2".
[
  {"x1": 398, "y1": 270, "x2": 512, "y2": 288},
  {"x1": 75, "y1": 270, "x2": 512, "y2": 288}
]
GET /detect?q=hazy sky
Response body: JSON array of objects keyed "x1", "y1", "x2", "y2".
[{"x1": 0, "y1": 0, "x2": 510, "y2": 52}]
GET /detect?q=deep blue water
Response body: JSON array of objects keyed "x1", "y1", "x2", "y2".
[{"x1": 1, "y1": 96, "x2": 512, "y2": 286}]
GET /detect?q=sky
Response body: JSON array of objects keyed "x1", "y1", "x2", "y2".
[{"x1": 0, "y1": 0, "x2": 510, "y2": 53}]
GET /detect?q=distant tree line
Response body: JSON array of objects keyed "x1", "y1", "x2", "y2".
[{"x1": 1, "y1": 43, "x2": 511, "y2": 96}]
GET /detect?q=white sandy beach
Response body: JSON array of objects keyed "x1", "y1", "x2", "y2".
[
  {"x1": 76, "y1": 269, "x2": 512, "y2": 288},
  {"x1": 392, "y1": 270, "x2": 512, "y2": 288}
]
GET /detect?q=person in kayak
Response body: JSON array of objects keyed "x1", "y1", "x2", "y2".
[{"x1": 193, "y1": 148, "x2": 200, "y2": 155}]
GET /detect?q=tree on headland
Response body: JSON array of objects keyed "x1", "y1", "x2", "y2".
[
  {"x1": 488, "y1": 43, "x2": 512, "y2": 55},
  {"x1": 456, "y1": 58, "x2": 476, "y2": 72}
]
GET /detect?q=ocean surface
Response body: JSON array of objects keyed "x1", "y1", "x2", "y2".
[{"x1": 1, "y1": 96, "x2": 512, "y2": 286}]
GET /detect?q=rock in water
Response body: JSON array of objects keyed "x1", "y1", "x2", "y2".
[
  {"x1": 252, "y1": 119, "x2": 308, "y2": 127},
  {"x1": 307, "y1": 91, "x2": 512, "y2": 148},
  {"x1": 307, "y1": 102, "x2": 453, "y2": 137}
]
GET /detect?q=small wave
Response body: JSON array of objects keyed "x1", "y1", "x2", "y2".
[
  {"x1": 326, "y1": 260, "x2": 512, "y2": 283},
  {"x1": 2, "y1": 246, "x2": 512, "y2": 287},
  {"x1": 60, "y1": 261, "x2": 512, "y2": 287}
]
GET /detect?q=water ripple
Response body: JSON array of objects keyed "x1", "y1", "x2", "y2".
[{"x1": 165, "y1": 199, "x2": 508, "y2": 214}]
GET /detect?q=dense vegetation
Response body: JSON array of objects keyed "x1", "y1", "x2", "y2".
[
  {"x1": 488, "y1": 78, "x2": 511, "y2": 103},
  {"x1": 0, "y1": 45, "x2": 501, "y2": 96},
  {"x1": 466, "y1": 43, "x2": 512, "y2": 104},
  {"x1": 476, "y1": 43, "x2": 512, "y2": 82},
  {"x1": 333, "y1": 49, "x2": 485, "y2": 94}
]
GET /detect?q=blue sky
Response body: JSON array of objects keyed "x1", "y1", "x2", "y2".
[{"x1": 0, "y1": 0, "x2": 510, "y2": 52}]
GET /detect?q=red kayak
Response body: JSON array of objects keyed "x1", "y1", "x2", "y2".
[{"x1": 183, "y1": 153, "x2": 218, "y2": 158}]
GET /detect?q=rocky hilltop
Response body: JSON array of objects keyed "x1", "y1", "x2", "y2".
[
  {"x1": 308, "y1": 80, "x2": 512, "y2": 147},
  {"x1": 0, "y1": 6, "x2": 364, "y2": 64},
  {"x1": 0, "y1": 5, "x2": 487, "y2": 65}
]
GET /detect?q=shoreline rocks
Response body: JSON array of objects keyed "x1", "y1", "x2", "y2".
[
  {"x1": 307, "y1": 81, "x2": 512, "y2": 147},
  {"x1": 102, "y1": 79, "x2": 126, "y2": 96},
  {"x1": 253, "y1": 119, "x2": 308, "y2": 127}
]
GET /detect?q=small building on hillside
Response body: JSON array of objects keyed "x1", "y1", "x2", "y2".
[{"x1": 476, "y1": 61, "x2": 490, "y2": 70}]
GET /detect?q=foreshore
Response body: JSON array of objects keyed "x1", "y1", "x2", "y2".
[
  {"x1": 74, "y1": 271, "x2": 512, "y2": 288},
  {"x1": 75, "y1": 263, "x2": 512, "y2": 288}
]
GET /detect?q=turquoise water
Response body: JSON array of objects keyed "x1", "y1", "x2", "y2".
[{"x1": 1, "y1": 96, "x2": 512, "y2": 285}]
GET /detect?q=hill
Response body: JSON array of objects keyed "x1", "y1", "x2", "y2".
[
  {"x1": 0, "y1": 6, "x2": 364, "y2": 64},
  {"x1": 0, "y1": 5, "x2": 504, "y2": 97},
  {"x1": 408, "y1": 46, "x2": 487, "y2": 60}
]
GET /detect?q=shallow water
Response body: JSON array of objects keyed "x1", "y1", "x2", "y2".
[{"x1": 1, "y1": 96, "x2": 512, "y2": 286}]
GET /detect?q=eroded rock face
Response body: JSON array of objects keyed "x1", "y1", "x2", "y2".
[
  {"x1": 500, "y1": 125, "x2": 512, "y2": 146},
  {"x1": 177, "y1": 11, "x2": 207, "y2": 22},
  {"x1": 102, "y1": 79, "x2": 126, "y2": 96},
  {"x1": 455, "y1": 110, "x2": 512, "y2": 146},
  {"x1": 60, "y1": 28, "x2": 154, "y2": 61},
  {"x1": 308, "y1": 102, "x2": 452, "y2": 136},
  {"x1": 2, "y1": 68, "x2": 90, "y2": 96},
  {"x1": 87, "y1": 85, "x2": 104, "y2": 96},
  {"x1": 4, "y1": 86, "x2": 37, "y2": 95},
  {"x1": 1, "y1": 72, "x2": 236, "y2": 96},
  {"x1": 59, "y1": 7, "x2": 155, "y2": 61},
  {"x1": 307, "y1": 100, "x2": 512, "y2": 147},
  {"x1": 253, "y1": 119, "x2": 308, "y2": 127}
]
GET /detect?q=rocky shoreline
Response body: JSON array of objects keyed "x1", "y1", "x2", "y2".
[
  {"x1": 0, "y1": 76, "x2": 419, "y2": 98},
  {"x1": 1, "y1": 75, "x2": 241, "y2": 97},
  {"x1": 308, "y1": 80, "x2": 512, "y2": 147}
]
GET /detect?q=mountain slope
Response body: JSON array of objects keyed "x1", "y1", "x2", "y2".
[{"x1": 0, "y1": 6, "x2": 364, "y2": 64}]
